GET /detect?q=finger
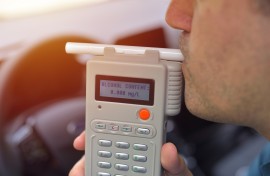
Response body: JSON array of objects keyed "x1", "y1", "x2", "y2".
[
  {"x1": 161, "y1": 143, "x2": 193, "y2": 176},
  {"x1": 73, "y1": 131, "x2": 85, "y2": 150},
  {"x1": 69, "y1": 155, "x2": 85, "y2": 176}
]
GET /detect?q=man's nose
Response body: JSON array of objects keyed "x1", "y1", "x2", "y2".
[{"x1": 165, "y1": 0, "x2": 194, "y2": 32}]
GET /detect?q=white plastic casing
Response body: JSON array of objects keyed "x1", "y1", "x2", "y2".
[
  {"x1": 65, "y1": 42, "x2": 184, "y2": 62},
  {"x1": 65, "y1": 42, "x2": 183, "y2": 116},
  {"x1": 84, "y1": 47, "x2": 182, "y2": 176}
]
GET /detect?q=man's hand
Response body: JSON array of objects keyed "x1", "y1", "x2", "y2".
[
  {"x1": 69, "y1": 132, "x2": 85, "y2": 176},
  {"x1": 161, "y1": 143, "x2": 193, "y2": 176},
  {"x1": 69, "y1": 131, "x2": 192, "y2": 176}
]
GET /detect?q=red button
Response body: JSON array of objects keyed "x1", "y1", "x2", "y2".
[{"x1": 139, "y1": 109, "x2": 150, "y2": 120}]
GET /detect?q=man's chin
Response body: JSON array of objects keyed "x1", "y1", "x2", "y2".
[
  {"x1": 183, "y1": 90, "x2": 203, "y2": 117},
  {"x1": 184, "y1": 90, "x2": 220, "y2": 123}
]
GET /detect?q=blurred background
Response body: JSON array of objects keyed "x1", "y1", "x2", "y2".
[{"x1": 0, "y1": 0, "x2": 267, "y2": 176}]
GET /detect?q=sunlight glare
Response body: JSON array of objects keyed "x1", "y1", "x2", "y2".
[{"x1": 0, "y1": 0, "x2": 108, "y2": 19}]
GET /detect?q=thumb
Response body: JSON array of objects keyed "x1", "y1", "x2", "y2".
[
  {"x1": 69, "y1": 155, "x2": 85, "y2": 176},
  {"x1": 161, "y1": 143, "x2": 193, "y2": 176}
]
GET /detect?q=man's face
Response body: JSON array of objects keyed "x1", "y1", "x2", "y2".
[{"x1": 166, "y1": 0, "x2": 270, "y2": 127}]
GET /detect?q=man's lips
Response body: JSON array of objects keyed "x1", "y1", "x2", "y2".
[
  {"x1": 179, "y1": 31, "x2": 190, "y2": 62},
  {"x1": 179, "y1": 31, "x2": 190, "y2": 83}
]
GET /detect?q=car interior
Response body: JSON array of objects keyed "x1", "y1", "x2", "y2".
[{"x1": 0, "y1": 1, "x2": 267, "y2": 176}]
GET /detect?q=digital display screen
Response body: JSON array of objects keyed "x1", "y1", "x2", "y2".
[{"x1": 95, "y1": 75, "x2": 154, "y2": 105}]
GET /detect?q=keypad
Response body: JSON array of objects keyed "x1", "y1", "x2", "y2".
[
  {"x1": 92, "y1": 120, "x2": 156, "y2": 175},
  {"x1": 91, "y1": 120, "x2": 156, "y2": 139},
  {"x1": 96, "y1": 139, "x2": 148, "y2": 175}
]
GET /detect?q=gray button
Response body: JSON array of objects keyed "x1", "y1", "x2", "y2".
[
  {"x1": 133, "y1": 155, "x2": 147, "y2": 162},
  {"x1": 121, "y1": 125, "x2": 132, "y2": 132},
  {"x1": 133, "y1": 144, "x2": 148, "y2": 151},
  {"x1": 136, "y1": 128, "x2": 150, "y2": 135},
  {"x1": 132, "y1": 166, "x2": 147, "y2": 173},
  {"x1": 98, "y1": 140, "x2": 112, "y2": 147},
  {"x1": 115, "y1": 142, "x2": 130, "y2": 149},
  {"x1": 115, "y1": 153, "x2": 129, "y2": 160},
  {"x1": 98, "y1": 162, "x2": 111, "y2": 169},
  {"x1": 95, "y1": 123, "x2": 106, "y2": 129},
  {"x1": 108, "y1": 124, "x2": 119, "y2": 131},
  {"x1": 97, "y1": 172, "x2": 111, "y2": 176},
  {"x1": 115, "y1": 164, "x2": 129, "y2": 171},
  {"x1": 98, "y1": 151, "x2": 112, "y2": 158}
]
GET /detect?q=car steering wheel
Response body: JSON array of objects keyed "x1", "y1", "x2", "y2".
[{"x1": 0, "y1": 36, "x2": 96, "y2": 176}]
